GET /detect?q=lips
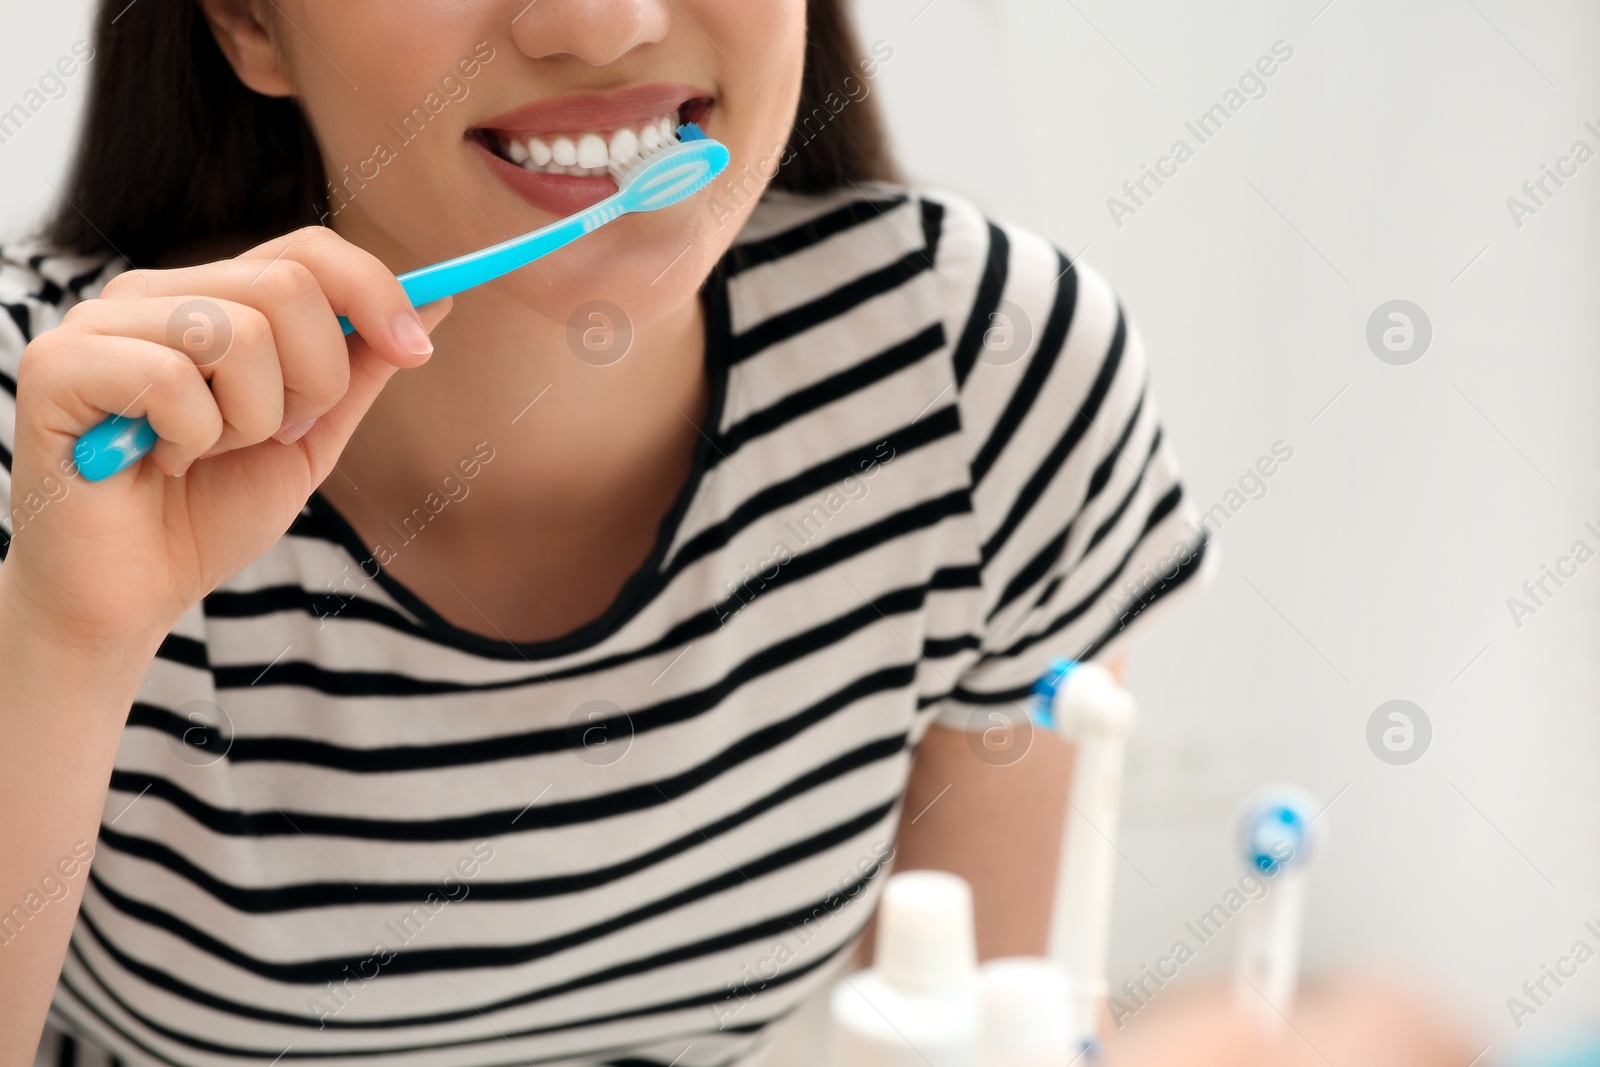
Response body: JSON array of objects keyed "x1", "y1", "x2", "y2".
[{"x1": 466, "y1": 83, "x2": 714, "y2": 215}]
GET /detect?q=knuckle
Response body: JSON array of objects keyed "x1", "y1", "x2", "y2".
[
  {"x1": 58, "y1": 298, "x2": 100, "y2": 330},
  {"x1": 151, "y1": 348, "x2": 201, "y2": 394},
  {"x1": 228, "y1": 306, "x2": 273, "y2": 354},
  {"x1": 289, "y1": 224, "x2": 336, "y2": 246},
  {"x1": 295, "y1": 359, "x2": 349, "y2": 412},
  {"x1": 253, "y1": 258, "x2": 319, "y2": 304},
  {"x1": 233, "y1": 393, "x2": 283, "y2": 443},
  {"x1": 100, "y1": 268, "x2": 150, "y2": 299},
  {"x1": 362, "y1": 263, "x2": 402, "y2": 297},
  {"x1": 17, "y1": 333, "x2": 60, "y2": 383}
]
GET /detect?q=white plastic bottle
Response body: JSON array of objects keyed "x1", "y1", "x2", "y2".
[
  {"x1": 979, "y1": 957, "x2": 1076, "y2": 1067},
  {"x1": 829, "y1": 870, "x2": 982, "y2": 1067}
]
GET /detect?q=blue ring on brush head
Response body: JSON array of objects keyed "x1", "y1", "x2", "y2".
[
  {"x1": 1239, "y1": 789, "x2": 1317, "y2": 877},
  {"x1": 1027, "y1": 657, "x2": 1079, "y2": 730}
]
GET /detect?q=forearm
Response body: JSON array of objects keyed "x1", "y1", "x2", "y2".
[
  {"x1": 0, "y1": 574, "x2": 152, "y2": 1060},
  {"x1": 895, "y1": 721, "x2": 1075, "y2": 958},
  {"x1": 893, "y1": 652, "x2": 1127, "y2": 958}
]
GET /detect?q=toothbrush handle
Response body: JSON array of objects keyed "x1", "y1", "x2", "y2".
[
  {"x1": 74, "y1": 203, "x2": 611, "y2": 480},
  {"x1": 335, "y1": 208, "x2": 604, "y2": 335}
]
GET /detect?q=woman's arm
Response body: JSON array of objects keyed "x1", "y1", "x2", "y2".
[
  {"x1": 894, "y1": 651, "x2": 1127, "y2": 957},
  {"x1": 0, "y1": 582, "x2": 157, "y2": 1059},
  {"x1": 0, "y1": 227, "x2": 449, "y2": 1059}
]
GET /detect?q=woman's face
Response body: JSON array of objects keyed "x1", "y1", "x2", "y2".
[{"x1": 235, "y1": 0, "x2": 805, "y2": 329}]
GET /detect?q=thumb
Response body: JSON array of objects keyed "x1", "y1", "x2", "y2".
[{"x1": 297, "y1": 296, "x2": 453, "y2": 481}]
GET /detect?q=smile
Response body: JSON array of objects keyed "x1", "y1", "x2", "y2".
[{"x1": 470, "y1": 95, "x2": 714, "y2": 179}]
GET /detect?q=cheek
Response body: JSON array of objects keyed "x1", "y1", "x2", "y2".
[
  {"x1": 280, "y1": 3, "x2": 483, "y2": 200},
  {"x1": 687, "y1": 0, "x2": 807, "y2": 183}
]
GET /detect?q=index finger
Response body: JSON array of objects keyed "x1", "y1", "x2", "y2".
[{"x1": 237, "y1": 226, "x2": 437, "y2": 370}]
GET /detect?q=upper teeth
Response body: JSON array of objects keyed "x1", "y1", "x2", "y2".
[{"x1": 498, "y1": 113, "x2": 680, "y2": 177}]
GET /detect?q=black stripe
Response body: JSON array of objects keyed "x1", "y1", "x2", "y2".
[
  {"x1": 62, "y1": 918, "x2": 853, "y2": 1060},
  {"x1": 969, "y1": 249, "x2": 1080, "y2": 487},
  {"x1": 107, "y1": 661, "x2": 916, "y2": 834},
  {"x1": 716, "y1": 321, "x2": 944, "y2": 460},
  {"x1": 2, "y1": 301, "x2": 30, "y2": 345},
  {"x1": 65, "y1": 256, "x2": 120, "y2": 297},
  {"x1": 979, "y1": 306, "x2": 1127, "y2": 568},
  {"x1": 920, "y1": 198, "x2": 945, "y2": 262},
  {"x1": 202, "y1": 582, "x2": 308, "y2": 617},
  {"x1": 951, "y1": 223, "x2": 1009, "y2": 387},
  {"x1": 1025, "y1": 426, "x2": 1167, "y2": 616},
  {"x1": 97, "y1": 733, "x2": 904, "y2": 910},
  {"x1": 1077, "y1": 529, "x2": 1209, "y2": 659},
  {"x1": 956, "y1": 485, "x2": 1193, "y2": 705},
  {"x1": 649, "y1": 403, "x2": 958, "y2": 583},
  {"x1": 87, "y1": 799, "x2": 896, "y2": 983},
  {"x1": 987, "y1": 383, "x2": 1149, "y2": 620},
  {"x1": 153, "y1": 631, "x2": 209, "y2": 671},
  {"x1": 723, "y1": 195, "x2": 909, "y2": 276},
  {"x1": 729, "y1": 248, "x2": 931, "y2": 364},
  {"x1": 1083, "y1": 423, "x2": 1162, "y2": 558},
  {"x1": 204, "y1": 403, "x2": 960, "y2": 654},
  {"x1": 68, "y1": 871, "x2": 875, "y2": 1047},
  {"x1": 922, "y1": 632, "x2": 981, "y2": 660},
  {"x1": 204, "y1": 580, "x2": 439, "y2": 645},
  {"x1": 213, "y1": 484, "x2": 971, "y2": 698}
]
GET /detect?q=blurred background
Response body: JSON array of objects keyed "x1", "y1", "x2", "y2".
[{"x1": 4, "y1": 0, "x2": 1598, "y2": 1062}]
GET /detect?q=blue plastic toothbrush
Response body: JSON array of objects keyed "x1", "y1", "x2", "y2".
[{"x1": 72, "y1": 124, "x2": 730, "y2": 483}]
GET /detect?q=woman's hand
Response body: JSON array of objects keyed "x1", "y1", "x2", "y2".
[{"x1": 1, "y1": 225, "x2": 451, "y2": 655}]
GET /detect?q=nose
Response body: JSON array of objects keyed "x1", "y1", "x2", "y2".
[{"x1": 509, "y1": 0, "x2": 672, "y2": 67}]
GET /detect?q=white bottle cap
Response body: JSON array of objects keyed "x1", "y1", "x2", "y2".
[
  {"x1": 876, "y1": 870, "x2": 977, "y2": 994},
  {"x1": 979, "y1": 957, "x2": 1075, "y2": 1066}
]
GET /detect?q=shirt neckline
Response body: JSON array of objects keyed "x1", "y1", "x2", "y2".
[{"x1": 302, "y1": 258, "x2": 735, "y2": 663}]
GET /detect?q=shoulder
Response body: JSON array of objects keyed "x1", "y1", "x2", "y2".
[
  {"x1": 905, "y1": 187, "x2": 1131, "y2": 434},
  {"x1": 720, "y1": 182, "x2": 1144, "y2": 475},
  {"x1": 727, "y1": 180, "x2": 1126, "y2": 380},
  {"x1": 0, "y1": 237, "x2": 128, "y2": 380}
]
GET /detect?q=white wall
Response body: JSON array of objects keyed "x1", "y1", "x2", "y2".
[
  {"x1": 4, "y1": 0, "x2": 1598, "y2": 1060},
  {"x1": 0, "y1": 3, "x2": 92, "y2": 240},
  {"x1": 849, "y1": 0, "x2": 1600, "y2": 1059}
]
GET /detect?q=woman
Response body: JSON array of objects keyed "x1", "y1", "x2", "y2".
[{"x1": 0, "y1": 0, "x2": 1211, "y2": 1063}]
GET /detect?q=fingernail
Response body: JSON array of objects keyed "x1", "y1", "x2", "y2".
[
  {"x1": 276, "y1": 417, "x2": 318, "y2": 444},
  {"x1": 173, "y1": 459, "x2": 193, "y2": 478},
  {"x1": 391, "y1": 311, "x2": 434, "y2": 357}
]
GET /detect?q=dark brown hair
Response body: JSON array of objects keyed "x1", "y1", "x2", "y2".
[{"x1": 40, "y1": 0, "x2": 900, "y2": 267}]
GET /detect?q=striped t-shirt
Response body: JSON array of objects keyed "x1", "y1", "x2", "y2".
[{"x1": 1, "y1": 182, "x2": 1213, "y2": 1067}]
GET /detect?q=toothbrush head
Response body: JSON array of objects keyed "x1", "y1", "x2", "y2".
[
  {"x1": 1238, "y1": 785, "x2": 1320, "y2": 877},
  {"x1": 1027, "y1": 658, "x2": 1079, "y2": 730},
  {"x1": 608, "y1": 122, "x2": 730, "y2": 212}
]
